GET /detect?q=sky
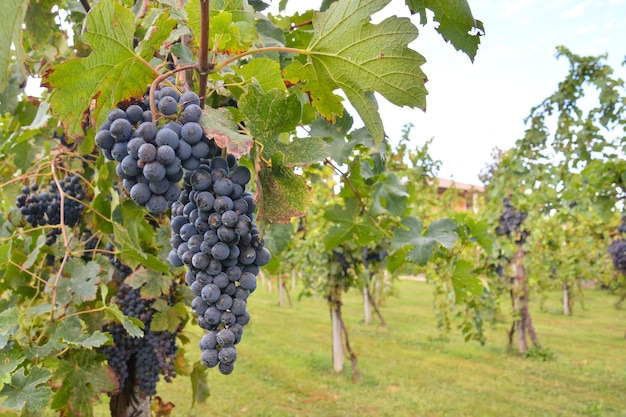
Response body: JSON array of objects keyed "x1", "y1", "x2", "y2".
[{"x1": 268, "y1": 0, "x2": 626, "y2": 185}]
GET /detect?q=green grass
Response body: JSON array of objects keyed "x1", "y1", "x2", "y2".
[{"x1": 120, "y1": 280, "x2": 626, "y2": 416}]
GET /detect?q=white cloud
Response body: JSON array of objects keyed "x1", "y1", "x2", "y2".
[
  {"x1": 576, "y1": 24, "x2": 598, "y2": 34},
  {"x1": 498, "y1": 0, "x2": 534, "y2": 18},
  {"x1": 561, "y1": 0, "x2": 593, "y2": 18}
]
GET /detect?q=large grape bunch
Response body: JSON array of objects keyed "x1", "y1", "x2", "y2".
[
  {"x1": 15, "y1": 174, "x2": 85, "y2": 245},
  {"x1": 168, "y1": 157, "x2": 271, "y2": 375},
  {"x1": 101, "y1": 265, "x2": 178, "y2": 396},
  {"x1": 94, "y1": 88, "x2": 207, "y2": 214}
]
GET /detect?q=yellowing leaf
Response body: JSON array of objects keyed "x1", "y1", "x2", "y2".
[
  {"x1": 283, "y1": 0, "x2": 427, "y2": 146},
  {"x1": 44, "y1": 0, "x2": 174, "y2": 139}
]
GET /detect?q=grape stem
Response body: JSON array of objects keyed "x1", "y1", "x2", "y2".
[
  {"x1": 149, "y1": 65, "x2": 197, "y2": 123},
  {"x1": 323, "y1": 159, "x2": 392, "y2": 239}
]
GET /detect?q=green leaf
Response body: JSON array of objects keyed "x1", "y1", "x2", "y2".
[
  {"x1": 235, "y1": 58, "x2": 286, "y2": 92},
  {"x1": 463, "y1": 217, "x2": 494, "y2": 254},
  {"x1": 150, "y1": 302, "x2": 187, "y2": 332},
  {"x1": 44, "y1": 0, "x2": 168, "y2": 139},
  {"x1": 190, "y1": 361, "x2": 210, "y2": 406},
  {"x1": 55, "y1": 259, "x2": 102, "y2": 306},
  {"x1": 239, "y1": 83, "x2": 302, "y2": 159},
  {"x1": 53, "y1": 317, "x2": 110, "y2": 349},
  {"x1": 50, "y1": 351, "x2": 117, "y2": 416},
  {"x1": 210, "y1": 10, "x2": 257, "y2": 53},
  {"x1": 0, "y1": 347, "x2": 24, "y2": 377},
  {"x1": 125, "y1": 268, "x2": 171, "y2": 298},
  {"x1": 257, "y1": 163, "x2": 310, "y2": 224},
  {"x1": 370, "y1": 173, "x2": 408, "y2": 216},
  {"x1": 406, "y1": 0, "x2": 483, "y2": 62},
  {"x1": 280, "y1": 137, "x2": 332, "y2": 165},
  {"x1": 427, "y1": 218, "x2": 458, "y2": 249},
  {"x1": 199, "y1": 107, "x2": 253, "y2": 158},
  {"x1": 104, "y1": 305, "x2": 144, "y2": 338},
  {"x1": 0, "y1": 307, "x2": 19, "y2": 338},
  {"x1": 0, "y1": 0, "x2": 29, "y2": 92},
  {"x1": 451, "y1": 259, "x2": 484, "y2": 303},
  {"x1": 283, "y1": 0, "x2": 427, "y2": 146},
  {"x1": 391, "y1": 216, "x2": 437, "y2": 265},
  {"x1": 0, "y1": 366, "x2": 51, "y2": 412},
  {"x1": 323, "y1": 199, "x2": 385, "y2": 249}
]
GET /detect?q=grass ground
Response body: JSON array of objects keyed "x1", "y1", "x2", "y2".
[{"x1": 112, "y1": 279, "x2": 625, "y2": 417}]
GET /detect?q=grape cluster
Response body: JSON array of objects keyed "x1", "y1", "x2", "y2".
[
  {"x1": 15, "y1": 174, "x2": 85, "y2": 245},
  {"x1": 101, "y1": 282, "x2": 178, "y2": 396},
  {"x1": 95, "y1": 89, "x2": 210, "y2": 214},
  {"x1": 608, "y1": 239, "x2": 626, "y2": 274},
  {"x1": 495, "y1": 197, "x2": 529, "y2": 243},
  {"x1": 168, "y1": 157, "x2": 270, "y2": 375}
]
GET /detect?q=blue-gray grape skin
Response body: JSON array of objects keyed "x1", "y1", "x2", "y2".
[
  {"x1": 168, "y1": 156, "x2": 271, "y2": 375},
  {"x1": 99, "y1": 90, "x2": 273, "y2": 375}
]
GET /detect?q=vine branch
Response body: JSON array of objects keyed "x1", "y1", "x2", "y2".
[
  {"x1": 211, "y1": 46, "x2": 309, "y2": 74},
  {"x1": 198, "y1": 0, "x2": 211, "y2": 108}
]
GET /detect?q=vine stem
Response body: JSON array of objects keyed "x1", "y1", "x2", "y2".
[
  {"x1": 58, "y1": 306, "x2": 107, "y2": 322},
  {"x1": 50, "y1": 154, "x2": 71, "y2": 312},
  {"x1": 149, "y1": 64, "x2": 197, "y2": 123},
  {"x1": 323, "y1": 159, "x2": 392, "y2": 239},
  {"x1": 198, "y1": 0, "x2": 211, "y2": 108},
  {"x1": 211, "y1": 46, "x2": 309, "y2": 74},
  {"x1": 9, "y1": 260, "x2": 53, "y2": 287}
]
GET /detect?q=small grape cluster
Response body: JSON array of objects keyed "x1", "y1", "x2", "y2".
[
  {"x1": 608, "y1": 215, "x2": 626, "y2": 275},
  {"x1": 95, "y1": 88, "x2": 211, "y2": 214},
  {"x1": 168, "y1": 157, "x2": 270, "y2": 375},
  {"x1": 608, "y1": 239, "x2": 626, "y2": 274},
  {"x1": 16, "y1": 174, "x2": 85, "y2": 245},
  {"x1": 101, "y1": 282, "x2": 178, "y2": 396},
  {"x1": 495, "y1": 197, "x2": 529, "y2": 243}
]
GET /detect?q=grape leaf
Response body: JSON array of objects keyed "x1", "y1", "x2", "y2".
[
  {"x1": 405, "y1": 0, "x2": 483, "y2": 62},
  {"x1": 151, "y1": 302, "x2": 187, "y2": 332},
  {"x1": 104, "y1": 305, "x2": 144, "y2": 338},
  {"x1": 235, "y1": 58, "x2": 286, "y2": 92},
  {"x1": 44, "y1": 0, "x2": 174, "y2": 139},
  {"x1": 0, "y1": 347, "x2": 24, "y2": 377},
  {"x1": 323, "y1": 199, "x2": 385, "y2": 249},
  {"x1": 427, "y1": 218, "x2": 459, "y2": 249},
  {"x1": 283, "y1": 0, "x2": 427, "y2": 146},
  {"x1": 391, "y1": 216, "x2": 439, "y2": 265},
  {"x1": 451, "y1": 259, "x2": 484, "y2": 302},
  {"x1": 50, "y1": 351, "x2": 117, "y2": 416},
  {"x1": 0, "y1": 307, "x2": 19, "y2": 340},
  {"x1": 239, "y1": 83, "x2": 302, "y2": 158},
  {"x1": 199, "y1": 107, "x2": 253, "y2": 158},
  {"x1": 0, "y1": 0, "x2": 29, "y2": 92},
  {"x1": 23, "y1": 0, "x2": 58, "y2": 49},
  {"x1": 52, "y1": 317, "x2": 110, "y2": 349},
  {"x1": 211, "y1": 11, "x2": 257, "y2": 53},
  {"x1": 190, "y1": 361, "x2": 210, "y2": 406},
  {"x1": 53, "y1": 259, "x2": 102, "y2": 305},
  {"x1": 370, "y1": 173, "x2": 409, "y2": 217},
  {"x1": 0, "y1": 366, "x2": 51, "y2": 412},
  {"x1": 125, "y1": 268, "x2": 171, "y2": 298},
  {"x1": 257, "y1": 163, "x2": 310, "y2": 224}
]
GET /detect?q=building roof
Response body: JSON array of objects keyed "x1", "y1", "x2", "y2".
[{"x1": 436, "y1": 178, "x2": 485, "y2": 193}]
